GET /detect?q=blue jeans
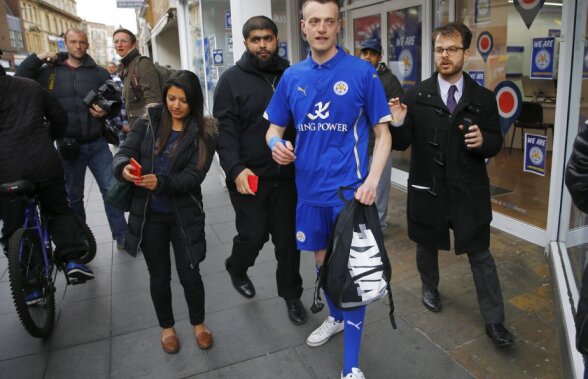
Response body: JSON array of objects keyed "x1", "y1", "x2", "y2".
[{"x1": 61, "y1": 138, "x2": 127, "y2": 240}]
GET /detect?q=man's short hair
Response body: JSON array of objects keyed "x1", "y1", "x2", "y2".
[
  {"x1": 112, "y1": 28, "x2": 137, "y2": 44},
  {"x1": 432, "y1": 22, "x2": 472, "y2": 50},
  {"x1": 242, "y1": 16, "x2": 278, "y2": 40},
  {"x1": 64, "y1": 28, "x2": 87, "y2": 42},
  {"x1": 301, "y1": 0, "x2": 341, "y2": 16}
]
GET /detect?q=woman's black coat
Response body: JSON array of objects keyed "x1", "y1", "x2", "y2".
[
  {"x1": 392, "y1": 72, "x2": 503, "y2": 254},
  {"x1": 113, "y1": 105, "x2": 217, "y2": 266}
]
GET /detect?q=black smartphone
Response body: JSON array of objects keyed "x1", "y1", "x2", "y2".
[{"x1": 462, "y1": 117, "x2": 473, "y2": 136}]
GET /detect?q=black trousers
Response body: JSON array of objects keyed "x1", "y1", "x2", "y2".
[
  {"x1": 227, "y1": 180, "x2": 303, "y2": 300},
  {"x1": 141, "y1": 211, "x2": 205, "y2": 328},
  {"x1": 416, "y1": 243, "x2": 505, "y2": 324},
  {"x1": 0, "y1": 176, "x2": 86, "y2": 261}
]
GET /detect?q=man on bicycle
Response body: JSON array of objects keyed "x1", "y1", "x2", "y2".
[{"x1": 0, "y1": 49, "x2": 94, "y2": 298}]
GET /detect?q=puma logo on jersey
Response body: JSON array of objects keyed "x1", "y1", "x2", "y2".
[
  {"x1": 297, "y1": 86, "x2": 307, "y2": 96},
  {"x1": 307, "y1": 101, "x2": 330, "y2": 120},
  {"x1": 346, "y1": 320, "x2": 363, "y2": 330}
]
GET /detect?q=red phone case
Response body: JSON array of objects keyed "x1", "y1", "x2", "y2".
[
  {"x1": 248, "y1": 175, "x2": 258, "y2": 193},
  {"x1": 130, "y1": 158, "x2": 142, "y2": 177}
]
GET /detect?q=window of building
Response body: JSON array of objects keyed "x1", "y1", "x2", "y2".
[{"x1": 9, "y1": 30, "x2": 24, "y2": 49}]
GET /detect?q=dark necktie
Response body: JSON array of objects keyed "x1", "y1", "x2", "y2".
[{"x1": 447, "y1": 85, "x2": 457, "y2": 113}]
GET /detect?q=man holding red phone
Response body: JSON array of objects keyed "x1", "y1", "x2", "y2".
[{"x1": 213, "y1": 16, "x2": 307, "y2": 326}]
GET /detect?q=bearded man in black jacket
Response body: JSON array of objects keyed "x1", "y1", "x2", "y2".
[{"x1": 213, "y1": 16, "x2": 306, "y2": 325}]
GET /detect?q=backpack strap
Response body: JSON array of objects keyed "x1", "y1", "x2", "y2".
[
  {"x1": 130, "y1": 56, "x2": 150, "y2": 101},
  {"x1": 387, "y1": 282, "x2": 397, "y2": 329},
  {"x1": 338, "y1": 186, "x2": 357, "y2": 203},
  {"x1": 47, "y1": 66, "x2": 56, "y2": 92}
]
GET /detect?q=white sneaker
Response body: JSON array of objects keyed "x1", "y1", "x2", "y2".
[
  {"x1": 306, "y1": 316, "x2": 344, "y2": 347},
  {"x1": 341, "y1": 368, "x2": 366, "y2": 379}
]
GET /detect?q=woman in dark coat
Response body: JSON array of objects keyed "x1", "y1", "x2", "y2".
[{"x1": 113, "y1": 70, "x2": 217, "y2": 354}]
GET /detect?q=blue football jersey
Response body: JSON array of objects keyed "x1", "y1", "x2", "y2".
[{"x1": 265, "y1": 47, "x2": 392, "y2": 206}]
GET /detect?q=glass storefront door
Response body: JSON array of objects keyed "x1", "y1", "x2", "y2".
[
  {"x1": 348, "y1": 1, "x2": 424, "y2": 175},
  {"x1": 455, "y1": 1, "x2": 563, "y2": 236}
]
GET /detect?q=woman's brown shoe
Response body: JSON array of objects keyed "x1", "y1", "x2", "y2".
[
  {"x1": 161, "y1": 330, "x2": 180, "y2": 354},
  {"x1": 195, "y1": 328, "x2": 213, "y2": 350}
]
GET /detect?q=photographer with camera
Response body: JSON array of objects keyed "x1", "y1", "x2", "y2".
[{"x1": 16, "y1": 28, "x2": 128, "y2": 250}]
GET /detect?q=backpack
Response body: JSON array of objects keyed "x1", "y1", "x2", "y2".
[
  {"x1": 152, "y1": 61, "x2": 177, "y2": 90},
  {"x1": 311, "y1": 187, "x2": 397, "y2": 329},
  {"x1": 131, "y1": 57, "x2": 176, "y2": 98}
]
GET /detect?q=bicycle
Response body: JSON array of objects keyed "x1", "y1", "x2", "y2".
[{"x1": 0, "y1": 180, "x2": 97, "y2": 338}]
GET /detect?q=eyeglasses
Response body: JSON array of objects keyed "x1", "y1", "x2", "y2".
[{"x1": 434, "y1": 46, "x2": 465, "y2": 56}]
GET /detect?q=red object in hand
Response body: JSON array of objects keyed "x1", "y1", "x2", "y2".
[
  {"x1": 248, "y1": 175, "x2": 258, "y2": 193},
  {"x1": 130, "y1": 157, "x2": 142, "y2": 177}
]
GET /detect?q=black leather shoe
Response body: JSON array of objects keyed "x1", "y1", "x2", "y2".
[
  {"x1": 285, "y1": 298, "x2": 308, "y2": 325},
  {"x1": 422, "y1": 289, "x2": 442, "y2": 312},
  {"x1": 225, "y1": 258, "x2": 255, "y2": 298},
  {"x1": 485, "y1": 323, "x2": 514, "y2": 347}
]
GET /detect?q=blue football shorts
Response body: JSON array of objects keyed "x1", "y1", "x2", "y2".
[{"x1": 295, "y1": 202, "x2": 343, "y2": 251}]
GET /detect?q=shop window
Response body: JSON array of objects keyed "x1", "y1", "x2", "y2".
[{"x1": 456, "y1": 0, "x2": 562, "y2": 229}]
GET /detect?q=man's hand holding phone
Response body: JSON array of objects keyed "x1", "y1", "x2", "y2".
[{"x1": 235, "y1": 168, "x2": 257, "y2": 195}]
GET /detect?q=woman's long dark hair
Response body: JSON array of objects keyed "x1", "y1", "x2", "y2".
[{"x1": 156, "y1": 70, "x2": 208, "y2": 169}]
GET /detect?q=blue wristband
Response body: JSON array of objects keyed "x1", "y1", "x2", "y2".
[{"x1": 268, "y1": 136, "x2": 286, "y2": 150}]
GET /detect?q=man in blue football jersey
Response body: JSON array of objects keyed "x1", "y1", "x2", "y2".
[{"x1": 265, "y1": 1, "x2": 393, "y2": 378}]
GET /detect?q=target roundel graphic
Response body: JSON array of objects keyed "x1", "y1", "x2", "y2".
[
  {"x1": 494, "y1": 80, "x2": 523, "y2": 135},
  {"x1": 517, "y1": 0, "x2": 543, "y2": 10},
  {"x1": 477, "y1": 32, "x2": 493, "y2": 55}
]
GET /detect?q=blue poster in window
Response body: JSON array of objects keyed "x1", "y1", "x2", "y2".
[
  {"x1": 530, "y1": 37, "x2": 555, "y2": 79},
  {"x1": 388, "y1": 7, "x2": 421, "y2": 90},
  {"x1": 469, "y1": 71, "x2": 485, "y2": 87},
  {"x1": 474, "y1": 0, "x2": 491, "y2": 24},
  {"x1": 213, "y1": 49, "x2": 223, "y2": 66},
  {"x1": 225, "y1": 10, "x2": 231, "y2": 30},
  {"x1": 523, "y1": 133, "x2": 547, "y2": 176},
  {"x1": 278, "y1": 42, "x2": 287, "y2": 58}
]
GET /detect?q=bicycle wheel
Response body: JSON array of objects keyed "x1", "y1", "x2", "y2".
[
  {"x1": 74, "y1": 215, "x2": 96, "y2": 264},
  {"x1": 7, "y1": 228, "x2": 55, "y2": 338}
]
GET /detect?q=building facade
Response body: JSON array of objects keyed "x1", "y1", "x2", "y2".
[
  {"x1": 1, "y1": 0, "x2": 26, "y2": 72},
  {"x1": 83, "y1": 21, "x2": 110, "y2": 67},
  {"x1": 134, "y1": 1, "x2": 585, "y2": 376},
  {"x1": 19, "y1": 0, "x2": 81, "y2": 56}
]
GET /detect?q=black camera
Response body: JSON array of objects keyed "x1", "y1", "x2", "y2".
[{"x1": 83, "y1": 80, "x2": 122, "y2": 117}]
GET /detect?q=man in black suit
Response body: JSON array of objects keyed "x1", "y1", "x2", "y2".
[{"x1": 390, "y1": 22, "x2": 514, "y2": 347}]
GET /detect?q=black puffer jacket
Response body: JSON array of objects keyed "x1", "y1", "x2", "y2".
[
  {"x1": 566, "y1": 125, "x2": 588, "y2": 213},
  {"x1": 213, "y1": 51, "x2": 295, "y2": 189},
  {"x1": 15, "y1": 52, "x2": 110, "y2": 142},
  {"x1": 0, "y1": 66, "x2": 68, "y2": 183},
  {"x1": 565, "y1": 124, "x2": 588, "y2": 354},
  {"x1": 113, "y1": 105, "x2": 218, "y2": 266}
]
